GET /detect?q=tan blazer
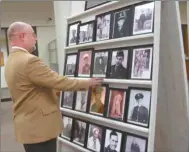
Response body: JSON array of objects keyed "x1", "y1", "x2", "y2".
[{"x1": 4, "y1": 49, "x2": 90, "y2": 144}]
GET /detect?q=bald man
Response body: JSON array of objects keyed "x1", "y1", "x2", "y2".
[{"x1": 5, "y1": 22, "x2": 103, "y2": 152}]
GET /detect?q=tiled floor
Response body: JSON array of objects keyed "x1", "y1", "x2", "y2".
[{"x1": 1, "y1": 102, "x2": 25, "y2": 152}]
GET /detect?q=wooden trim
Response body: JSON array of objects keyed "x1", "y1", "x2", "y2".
[{"x1": 1, "y1": 98, "x2": 12, "y2": 102}]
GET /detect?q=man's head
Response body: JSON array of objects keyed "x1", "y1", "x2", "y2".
[
  {"x1": 93, "y1": 128, "x2": 99, "y2": 138},
  {"x1": 135, "y1": 93, "x2": 144, "y2": 104},
  {"x1": 117, "y1": 12, "x2": 126, "y2": 28},
  {"x1": 83, "y1": 53, "x2": 89, "y2": 64},
  {"x1": 7, "y1": 22, "x2": 37, "y2": 53},
  {"x1": 109, "y1": 131, "x2": 118, "y2": 150},
  {"x1": 94, "y1": 86, "x2": 103, "y2": 100},
  {"x1": 115, "y1": 51, "x2": 124, "y2": 66}
]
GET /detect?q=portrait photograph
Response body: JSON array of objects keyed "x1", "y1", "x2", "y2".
[
  {"x1": 107, "y1": 89, "x2": 126, "y2": 120},
  {"x1": 109, "y1": 49, "x2": 129, "y2": 79},
  {"x1": 90, "y1": 86, "x2": 107, "y2": 116},
  {"x1": 112, "y1": 8, "x2": 131, "y2": 38},
  {"x1": 92, "y1": 51, "x2": 109, "y2": 77},
  {"x1": 87, "y1": 124, "x2": 103, "y2": 152},
  {"x1": 104, "y1": 129, "x2": 122, "y2": 152},
  {"x1": 78, "y1": 49, "x2": 92, "y2": 77},
  {"x1": 62, "y1": 91, "x2": 74, "y2": 109},
  {"x1": 65, "y1": 54, "x2": 77, "y2": 77},
  {"x1": 127, "y1": 89, "x2": 151, "y2": 127},
  {"x1": 73, "y1": 120, "x2": 87, "y2": 146},
  {"x1": 75, "y1": 90, "x2": 88, "y2": 112},
  {"x1": 79, "y1": 21, "x2": 94, "y2": 44},
  {"x1": 125, "y1": 134, "x2": 147, "y2": 152},
  {"x1": 96, "y1": 13, "x2": 112, "y2": 41},
  {"x1": 67, "y1": 22, "x2": 80, "y2": 46},
  {"x1": 61, "y1": 116, "x2": 73, "y2": 140},
  {"x1": 131, "y1": 47, "x2": 153, "y2": 80},
  {"x1": 132, "y1": 2, "x2": 154, "y2": 35}
]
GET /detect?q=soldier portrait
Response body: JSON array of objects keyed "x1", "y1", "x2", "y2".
[
  {"x1": 132, "y1": 2, "x2": 154, "y2": 35},
  {"x1": 127, "y1": 89, "x2": 151, "y2": 127},
  {"x1": 68, "y1": 22, "x2": 80, "y2": 46},
  {"x1": 65, "y1": 54, "x2": 77, "y2": 76},
  {"x1": 61, "y1": 116, "x2": 73, "y2": 139},
  {"x1": 110, "y1": 49, "x2": 128, "y2": 79},
  {"x1": 104, "y1": 129, "x2": 122, "y2": 152},
  {"x1": 73, "y1": 120, "x2": 87, "y2": 146},
  {"x1": 107, "y1": 89, "x2": 126, "y2": 120},
  {"x1": 78, "y1": 50, "x2": 92, "y2": 77},
  {"x1": 75, "y1": 91, "x2": 88, "y2": 112},
  {"x1": 131, "y1": 47, "x2": 152, "y2": 80},
  {"x1": 87, "y1": 124, "x2": 103, "y2": 152},
  {"x1": 90, "y1": 86, "x2": 106, "y2": 115},
  {"x1": 92, "y1": 51, "x2": 109, "y2": 77},
  {"x1": 125, "y1": 135, "x2": 147, "y2": 152},
  {"x1": 112, "y1": 8, "x2": 131, "y2": 38},
  {"x1": 62, "y1": 91, "x2": 74, "y2": 109}
]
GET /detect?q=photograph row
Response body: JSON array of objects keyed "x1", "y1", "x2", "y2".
[
  {"x1": 64, "y1": 45, "x2": 153, "y2": 80},
  {"x1": 61, "y1": 86, "x2": 152, "y2": 128},
  {"x1": 60, "y1": 115, "x2": 148, "y2": 152},
  {"x1": 67, "y1": 2, "x2": 154, "y2": 46}
]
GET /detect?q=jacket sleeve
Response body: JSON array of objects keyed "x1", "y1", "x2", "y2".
[{"x1": 26, "y1": 56, "x2": 90, "y2": 91}]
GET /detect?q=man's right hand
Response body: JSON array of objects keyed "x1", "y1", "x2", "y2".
[{"x1": 88, "y1": 78, "x2": 104, "y2": 87}]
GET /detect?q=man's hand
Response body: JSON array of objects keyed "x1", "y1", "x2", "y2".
[{"x1": 88, "y1": 78, "x2": 104, "y2": 87}]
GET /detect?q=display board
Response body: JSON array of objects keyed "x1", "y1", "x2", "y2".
[{"x1": 57, "y1": 1, "x2": 189, "y2": 152}]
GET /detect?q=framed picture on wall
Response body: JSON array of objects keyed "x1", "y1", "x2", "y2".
[
  {"x1": 132, "y1": 2, "x2": 155, "y2": 35},
  {"x1": 78, "y1": 21, "x2": 95, "y2": 44},
  {"x1": 61, "y1": 115, "x2": 73, "y2": 140},
  {"x1": 126, "y1": 88, "x2": 151, "y2": 128},
  {"x1": 84, "y1": 1, "x2": 110, "y2": 11},
  {"x1": 67, "y1": 21, "x2": 81, "y2": 46},
  {"x1": 61, "y1": 91, "x2": 75, "y2": 109}
]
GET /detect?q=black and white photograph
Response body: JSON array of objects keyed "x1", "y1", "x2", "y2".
[
  {"x1": 127, "y1": 89, "x2": 151, "y2": 127},
  {"x1": 109, "y1": 49, "x2": 129, "y2": 79},
  {"x1": 131, "y1": 47, "x2": 153, "y2": 80},
  {"x1": 65, "y1": 54, "x2": 77, "y2": 76},
  {"x1": 96, "y1": 13, "x2": 112, "y2": 41},
  {"x1": 75, "y1": 91, "x2": 88, "y2": 112},
  {"x1": 73, "y1": 120, "x2": 87, "y2": 146},
  {"x1": 125, "y1": 134, "x2": 147, "y2": 152},
  {"x1": 79, "y1": 21, "x2": 94, "y2": 44},
  {"x1": 87, "y1": 124, "x2": 103, "y2": 152},
  {"x1": 62, "y1": 91, "x2": 74, "y2": 109},
  {"x1": 132, "y1": 2, "x2": 154, "y2": 35},
  {"x1": 61, "y1": 116, "x2": 73, "y2": 140},
  {"x1": 67, "y1": 22, "x2": 80, "y2": 46},
  {"x1": 104, "y1": 129, "x2": 122, "y2": 152},
  {"x1": 92, "y1": 51, "x2": 109, "y2": 77},
  {"x1": 112, "y1": 8, "x2": 131, "y2": 38},
  {"x1": 85, "y1": 1, "x2": 110, "y2": 10}
]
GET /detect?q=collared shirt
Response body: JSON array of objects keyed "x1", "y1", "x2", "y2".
[{"x1": 11, "y1": 46, "x2": 28, "y2": 53}]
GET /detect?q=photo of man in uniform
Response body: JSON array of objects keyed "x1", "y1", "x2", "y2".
[
  {"x1": 65, "y1": 54, "x2": 77, "y2": 76},
  {"x1": 75, "y1": 91, "x2": 88, "y2": 112},
  {"x1": 62, "y1": 117, "x2": 73, "y2": 139},
  {"x1": 73, "y1": 120, "x2": 86, "y2": 145},
  {"x1": 62, "y1": 91, "x2": 74, "y2": 108},
  {"x1": 110, "y1": 50, "x2": 128, "y2": 79}
]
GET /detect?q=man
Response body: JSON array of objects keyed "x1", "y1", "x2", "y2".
[
  {"x1": 130, "y1": 138, "x2": 140, "y2": 152},
  {"x1": 73, "y1": 121, "x2": 86, "y2": 144},
  {"x1": 70, "y1": 29, "x2": 77, "y2": 44},
  {"x1": 5, "y1": 22, "x2": 103, "y2": 152},
  {"x1": 63, "y1": 92, "x2": 73, "y2": 107},
  {"x1": 94, "y1": 52, "x2": 107, "y2": 75},
  {"x1": 110, "y1": 51, "x2": 127, "y2": 78},
  {"x1": 62, "y1": 117, "x2": 72, "y2": 138},
  {"x1": 104, "y1": 131, "x2": 119, "y2": 152},
  {"x1": 131, "y1": 93, "x2": 149, "y2": 124},
  {"x1": 81, "y1": 53, "x2": 90, "y2": 75}
]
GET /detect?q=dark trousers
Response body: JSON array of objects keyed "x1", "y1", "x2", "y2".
[{"x1": 23, "y1": 138, "x2": 56, "y2": 152}]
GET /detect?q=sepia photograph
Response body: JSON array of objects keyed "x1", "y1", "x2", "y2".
[
  {"x1": 125, "y1": 134, "x2": 147, "y2": 152},
  {"x1": 92, "y1": 51, "x2": 109, "y2": 77},
  {"x1": 131, "y1": 47, "x2": 153, "y2": 80},
  {"x1": 104, "y1": 129, "x2": 122, "y2": 152},
  {"x1": 73, "y1": 120, "x2": 87, "y2": 146},
  {"x1": 107, "y1": 89, "x2": 126, "y2": 120},
  {"x1": 132, "y1": 2, "x2": 154, "y2": 35},
  {"x1": 112, "y1": 8, "x2": 131, "y2": 38},
  {"x1": 62, "y1": 91, "x2": 74, "y2": 109},
  {"x1": 61, "y1": 116, "x2": 73, "y2": 140},
  {"x1": 65, "y1": 54, "x2": 77, "y2": 76},
  {"x1": 96, "y1": 13, "x2": 111, "y2": 41},
  {"x1": 79, "y1": 21, "x2": 94, "y2": 44},
  {"x1": 67, "y1": 22, "x2": 80, "y2": 46},
  {"x1": 127, "y1": 89, "x2": 151, "y2": 127},
  {"x1": 75, "y1": 91, "x2": 88, "y2": 112},
  {"x1": 110, "y1": 49, "x2": 129, "y2": 79},
  {"x1": 78, "y1": 49, "x2": 92, "y2": 77},
  {"x1": 90, "y1": 86, "x2": 106, "y2": 116},
  {"x1": 87, "y1": 124, "x2": 103, "y2": 152}
]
